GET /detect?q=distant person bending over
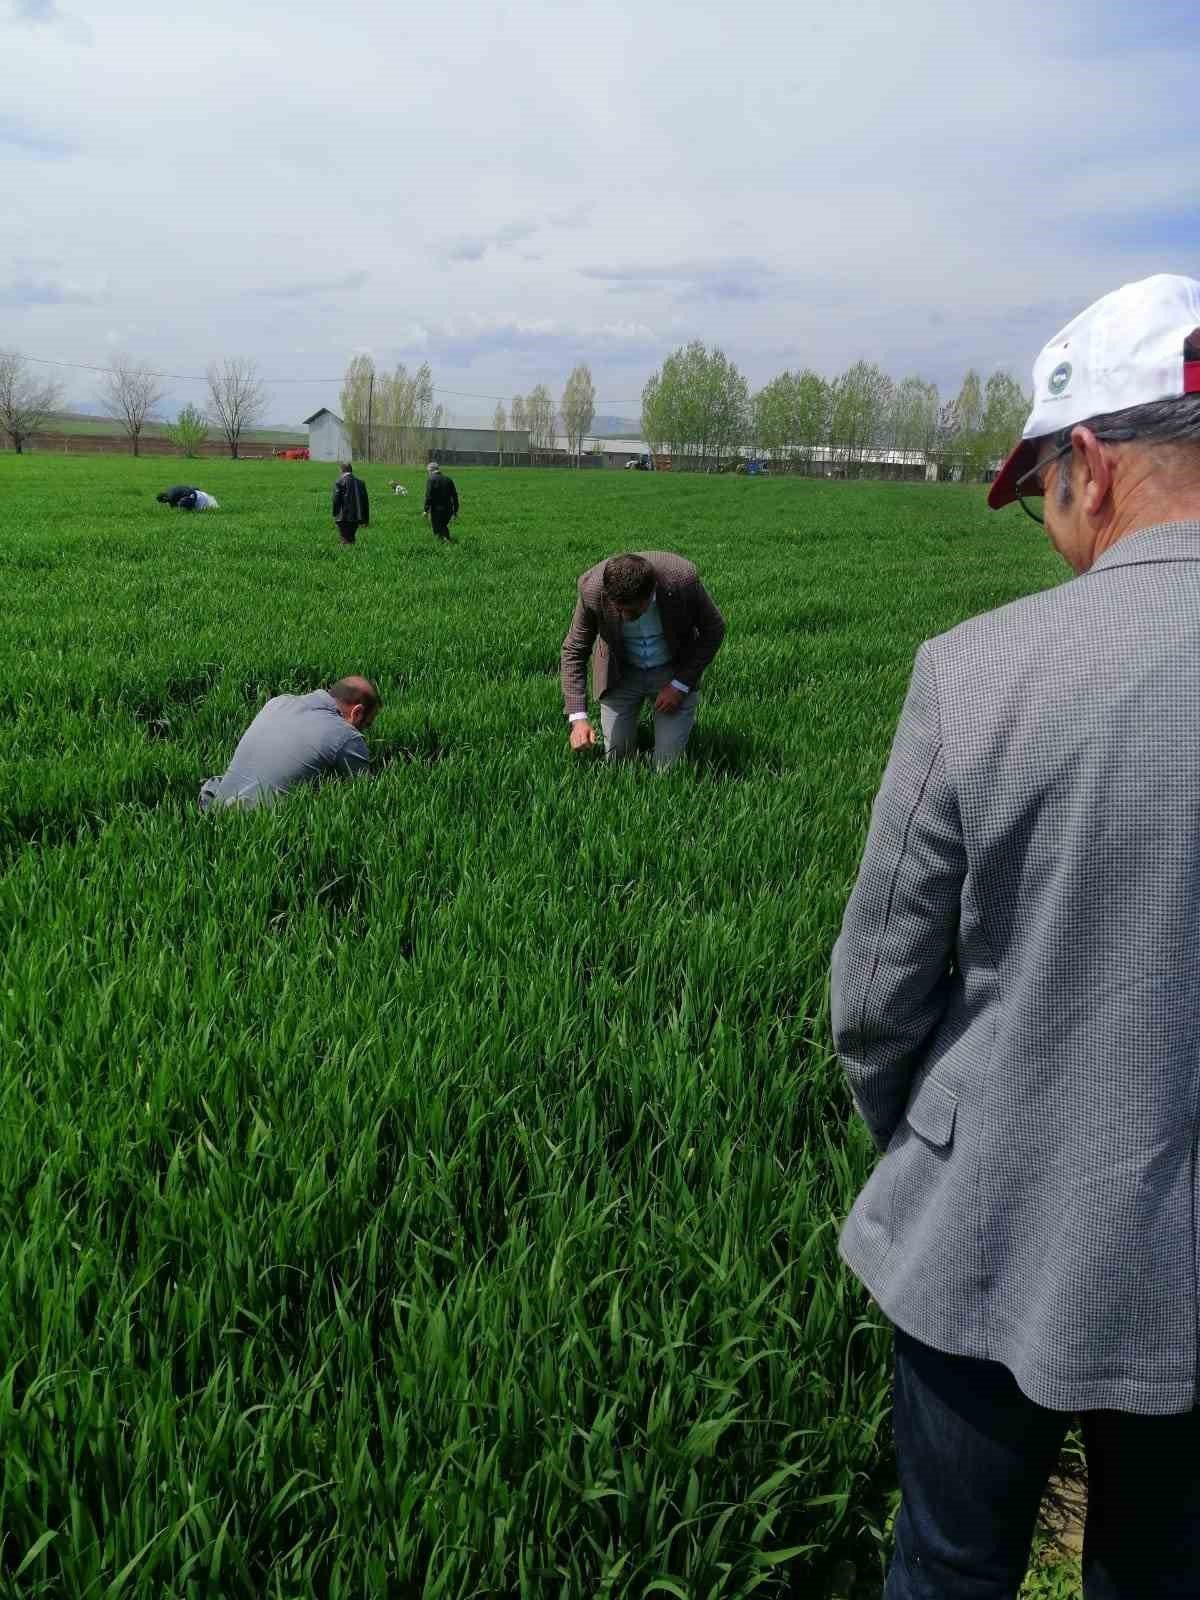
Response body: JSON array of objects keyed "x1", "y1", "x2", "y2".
[
  {"x1": 423, "y1": 461, "x2": 459, "y2": 541},
  {"x1": 560, "y1": 551, "x2": 726, "y2": 769},
  {"x1": 331, "y1": 462, "x2": 369, "y2": 545},
  {"x1": 157, "y1": 485, "x2": 219, "y2": 510},
  {"x1": 199, "y1": 676, "x2": 380, "y2": 811}
]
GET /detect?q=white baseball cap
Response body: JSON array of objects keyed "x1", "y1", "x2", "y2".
[{"x1": 989, "y1": 273, "x2": 1200, "y2": 509}]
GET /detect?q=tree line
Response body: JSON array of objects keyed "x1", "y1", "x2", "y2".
[
  {"x1": 0, "y1": 349, "x2": 270, "y2": 457},
  {"x1": 340, "y1": 358, "x2": 597, "y2": 467},
  {"x1": 641, "y1": 342, "x2": 1031, "y2": 476},
  {"x1": 2, "y1": 341, "x2": 1026, "y2": 477}
]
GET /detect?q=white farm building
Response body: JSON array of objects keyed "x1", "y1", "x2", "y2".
[{"x1": 303, "y1": 409, "x2": 352, "y2": 462}]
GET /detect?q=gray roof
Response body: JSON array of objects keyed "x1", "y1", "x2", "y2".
[{"x1": 302, "y1": 408, "x2": 344, "y2": 426}]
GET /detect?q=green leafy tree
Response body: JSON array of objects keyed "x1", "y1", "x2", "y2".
[
  {"x1": 889, "y1": 376, "x2": 940, "y2": 456},
  {"x1": 561, "y1": 364, "x2": 596, "y2": 466},
  {"x1": 982, "y1": 371, "x2": 1031, "y2": 471},
  {"x1": 640, "y1": 341, "x2": 749, "y2": 471},
  {"x1": 526, "y1": 385, "x2": 556, "y2": 459},
  {"x1": 752, "y1": 369, "x2": 832, "y2": 469},
  {"x1": 340, "y1": 354, "x2": 374, "y2": 458},
  {"x1": 829, "y1": 360, "x2": 893, "y2": 476},
  {"x1": 374, "y1": 362, "x2": 445, "y2": 464},
  {"x1": 493, "y1": 401, "x2": 507, "y2": 466},
  {"x1": 166, "y1": 402, "x2": 210, "y2": 457},
  {"x1": 949, "y1": 369, "x2": 988, "y2": 478}
]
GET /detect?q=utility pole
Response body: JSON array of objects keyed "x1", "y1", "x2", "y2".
[{"x1": 366, "y1": 370, "x2": 374, "y2": 464}]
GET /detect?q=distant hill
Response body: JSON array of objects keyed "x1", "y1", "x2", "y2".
[
  {"x1": 43, "y1": 411, "x2": 306, "y2": 445},
  {"x1": 443, "y1": 410, "x2": 642, "y2": 437},
  {"x1": 591, "y1": 414, "x2": 642, "y2": 437}
]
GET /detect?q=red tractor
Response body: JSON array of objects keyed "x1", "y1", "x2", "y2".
[{"x1": 276, "y1": 447, "x2": 310, "y2": 461}]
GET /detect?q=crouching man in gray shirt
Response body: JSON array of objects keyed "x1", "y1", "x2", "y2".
[{"x1": 199, "y1": 676, "x2": 380, "y2": 811}]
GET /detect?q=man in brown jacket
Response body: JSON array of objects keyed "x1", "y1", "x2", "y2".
[{"x1": 560, "y1": 550, "x2": 726, "y2": 767}]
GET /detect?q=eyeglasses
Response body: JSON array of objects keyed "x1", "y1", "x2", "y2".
[{"x1": 1013, "y1": 436, "x2": 1073, "y2": 525}]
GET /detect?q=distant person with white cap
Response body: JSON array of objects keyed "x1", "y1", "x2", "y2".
[
  {"x1": 422, "y1": 461, "x2": 459, "y2": 542},
  {"x1": 831, "y1": 275, "x2": 1200, "y2": 1598}
]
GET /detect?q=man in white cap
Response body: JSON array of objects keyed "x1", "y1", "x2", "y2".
[
  {"x1": 422, "y1": 461, "x2": 459, "y2": 542},
  {"x1": 831, "y1": 275, "x2": 1200, "y2": 1598}
]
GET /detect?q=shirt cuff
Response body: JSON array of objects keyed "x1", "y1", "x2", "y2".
[
  {"x1": 568, "y1": 711, "x2": 589, "y2": 722},
  {"x1": 670, "y1": 679, "x2": 690, "y2": 694}
]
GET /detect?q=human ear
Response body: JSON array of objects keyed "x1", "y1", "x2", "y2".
[{"x1": 1074, "y1": 427, "x2": 1111, "y2": 517}]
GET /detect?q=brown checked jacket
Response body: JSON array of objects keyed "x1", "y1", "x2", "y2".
[{"x1": 559, "y1": 550, "x2": 726, "y2": 718}]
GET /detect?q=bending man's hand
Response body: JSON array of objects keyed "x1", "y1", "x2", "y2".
[
  {"x1": 655, "y1": 684, "x2": 685, "y2": 715},
  {"x1": 569, "y1": 720, "x2": 597, "y2": 752}
]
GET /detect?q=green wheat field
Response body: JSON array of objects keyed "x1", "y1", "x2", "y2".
[{"x1": 0, "y1": 457, "x2": 1065, "y2": 1597}]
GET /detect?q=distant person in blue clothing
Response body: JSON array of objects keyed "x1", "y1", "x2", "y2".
[{"x1": 199, "y1": 676, "x2": 380, "y2": 811}]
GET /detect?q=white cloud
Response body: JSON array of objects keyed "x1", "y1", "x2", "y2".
[{"x1": 0, "y1": 0, "x2": 1196, "y2": 425}]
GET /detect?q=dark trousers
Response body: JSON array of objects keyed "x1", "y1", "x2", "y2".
[
  {"x1": 430, "y1": 515, "x2": 453, "y2": 540},
  {"x1": 336, "y1": 520, "x2": 358, "y2": 544},
  {"x1": 885, "y1": 1329, "x2": 1200, "y2": 1599}
]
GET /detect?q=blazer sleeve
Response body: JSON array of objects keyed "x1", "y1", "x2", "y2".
[
  {"x1": 830, "y1": 644, "x2": 966, "y2": 1151},
  {"x1": 673, "y1": 579, "x2": 726, "y2": 690},
  {"x1": 360, "y1": 481, "x2": 370, "y2": 526},
  {"x1": 560, "y1": 588, "x2": 599, "y2": 718},
  {"x1": 332, "y1": 480, "x2": 343, "y2": 518}
]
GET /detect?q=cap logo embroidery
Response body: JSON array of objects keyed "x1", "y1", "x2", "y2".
[{"x1": 1048, "y1": 361, "x2": 1072, "y2": 396}]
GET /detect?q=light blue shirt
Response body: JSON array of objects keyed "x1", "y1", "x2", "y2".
[
  {"x1": 621, "y1": 594, "x2": 672, "y2": 670},
  {"x1": 567, "y1": 590, "x2": 690, "y2": 722}
]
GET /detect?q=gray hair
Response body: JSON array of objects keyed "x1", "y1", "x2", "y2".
[
  {"x1": 1074, "y1": 393, "x2": 1200, "y2": 449},
  {"x1": 1054, "y1": 394, "x2": 1200, "y2": 507}
]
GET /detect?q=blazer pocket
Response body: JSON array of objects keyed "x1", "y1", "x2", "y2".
[{"x1": 904, "y1": 1076, "x2": 957, "y2": 1148}]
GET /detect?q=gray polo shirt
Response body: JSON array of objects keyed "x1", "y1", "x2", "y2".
[{"x1": 203, "y1": 690, "x2": 370, "y2": 810}]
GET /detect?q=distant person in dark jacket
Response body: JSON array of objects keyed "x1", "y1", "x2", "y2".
[
  {"x1": 157, "y1": 485, "x2": 219, "y2": 510},
  {"x1": 423, "y1": 462, "x2": 459, "y2": 541},
  {"x1": 331, "y1": 463, "x2": 369, "y2": 545}
]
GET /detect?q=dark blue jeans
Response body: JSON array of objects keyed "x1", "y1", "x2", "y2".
[{"x1": 884, "y1": 1329, "x2": 1200, "y2": 1599}]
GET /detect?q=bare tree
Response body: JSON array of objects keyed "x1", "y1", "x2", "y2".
[
  {"x1": 493, "y1": 401, "x2": 507, "y2": 466},
  {"x1": 0, "y1": 351, "x2": 63, "y2": 453},
  {"x1": 98, "y1": 356, "x2": 164, "y2": 456},
  {"x1": 340, "y1": 354, "x2": 374, "y2": 458},
  {"x1": 381, "y1": 362, "x2": 444, "y2": 464},
  {"x1": 526, "y1": 385, "x2": 557, "y2": 461},
  {"x1": 510, "y1": 395, "x2": 527, "y2": 446},
  {"x1": 561, "y1": 363, "x2": 596, "y2": 466},
  {"x1": 207, "y1": 358, "x2": 268, "y2": 459}
]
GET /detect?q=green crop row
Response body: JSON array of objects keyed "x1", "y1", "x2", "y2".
[{"x1": 0, "y1": 458, "x2": 1061, "y2": 1596}]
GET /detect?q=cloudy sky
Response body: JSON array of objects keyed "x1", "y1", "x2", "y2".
[{"x1": 4, "y1": 0, "x2": 1198, "y2": 428}]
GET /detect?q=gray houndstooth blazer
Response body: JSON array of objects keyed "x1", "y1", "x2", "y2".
[{"x1": 833, "y1": 522, "x2": 1200, "y2": 1415}]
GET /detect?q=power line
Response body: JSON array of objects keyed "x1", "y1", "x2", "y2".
[{"x1": 10, "y1": 351, "x2": 643, "y2": 409}]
